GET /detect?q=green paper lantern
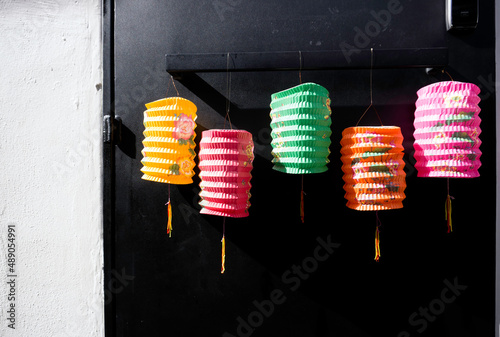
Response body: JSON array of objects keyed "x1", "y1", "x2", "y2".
[{"x1": 269, "y1": 83, "x2": 332, "y2": 174}]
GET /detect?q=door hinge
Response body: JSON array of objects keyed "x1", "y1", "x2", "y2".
[{"x1": 103, "y1": 115, "x2": 122, "y2": 145}]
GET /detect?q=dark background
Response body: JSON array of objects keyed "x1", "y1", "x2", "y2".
[{"x1": 106, "y1": 0, "x2": 496, "y2": 336}]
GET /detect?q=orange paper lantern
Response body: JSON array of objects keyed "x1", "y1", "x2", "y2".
[
  {"x1": 341, "y1": 126, "x2": 406, "y2": 210},
  {"x1": 341, "y1": 126, "x2": 406, "y2": 261}
]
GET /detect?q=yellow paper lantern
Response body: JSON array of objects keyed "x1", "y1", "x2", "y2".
[{"x1": 141, "y1": 97, "x2": 197, "y2": 236}]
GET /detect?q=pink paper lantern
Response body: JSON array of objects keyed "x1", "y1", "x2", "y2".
[
  {"x1": 414, "y1": 81, "x2": 481, "y2": 178},
  {"x1": 198, "y1": 129, "x2": 254, "y2": 218}
]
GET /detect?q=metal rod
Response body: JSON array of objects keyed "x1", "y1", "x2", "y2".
[{"x1": 166, "y1": 48, "x2": 448, "y2": 74}]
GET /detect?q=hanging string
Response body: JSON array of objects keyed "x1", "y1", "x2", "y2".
[
  {"x1": 442, "y1": 69, "x2": 454, "y2": 81},
  {"x1": 224, "y1": 52, "x2": 233, "y2": 130},
  {"x1": 221, "y1": 217, "x2": 226, "y2": 274},
  {"x1": 369, "y1": 48, "x2": 373, "y2": 105},
  {"x1": 300, "y1": 174, "x2": 305, "y2": 223},
  {"x1": 165, "y1": 75, "x2": 180, "y2": 97},
  {"x1": 298, "y1": 50, "x2": 303, "y2": 84},
  {"x1": 356, "y1": 48, "x2": 383, "y2": 127},
  {"x1": 445, "y1": 177, "x2": 454, "y2": 233},
  {"x1": 441, "y1": 70, "x2": 453, "y2": 233},
  {"x1": 164, "y1": 76, "x2": 177, "y2": 238},
  {"x1": 165, "y1": 184, "x2": 172, "y2": 238},
  {"x1": 374, "y1": 210, "x2": 382, "y2": 261}
]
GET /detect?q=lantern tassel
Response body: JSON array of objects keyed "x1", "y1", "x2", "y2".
[
  {"x1": 221, "y1": 234, "x2": 226, "y2": 274},
  {"x1": 374, "y1": 211, "x2": 381, "y2": 262},
  {"x1": 445, "y1": 178, "x2": 454, "y2": 233},
  {"x1": 220, "y1": 217, "x2": 226, "y2": 274},
  {"x1": 166, "y1": 200, "x2": 172, "y2": 238},
  {"x1": 221, "y1": 218, "x2": 226, "y2": 274},
  {"x1": 374, "y1": 227, "x2": 381, "y2": 262},
  {"x1": 445, "y1": 195, "x2": 453, "y2": 233}
]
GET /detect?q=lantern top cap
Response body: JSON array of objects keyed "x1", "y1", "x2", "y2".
[
  {"x1": 343, "y1": 126, "x2": 402, "y2": 131},
  {"x1": 145, "y1": 97, "x2": 197, "y2": 112},
  {"x1": 271, "y1": 82, "x2": 329, "y2": 101},
  {"x1": 341, "y1": 126, "x2": 404, "y2": 139},
  {"x1": 417, "y1": 81, "x2": 480, "y2": 97},
  {"x1": 201, "y1": 129, "x2": 252, "y2": 140}
]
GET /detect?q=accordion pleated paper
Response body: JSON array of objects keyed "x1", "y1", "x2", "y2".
[
  {"x1": 341, "y1": 126, "x2": 406, "y2": 211},
  {"x1": 413, "y1": 81, "x2": 481, "y2": 178},
  {"x1": 198, "y1": 129, "x2": 254, "y2": 218},
  {"x1": 140, "y1": 97, "x2": 197, "y2": 185},
  {"x1": 270, "y1": 83, "x2": 332, "y2": 174}
]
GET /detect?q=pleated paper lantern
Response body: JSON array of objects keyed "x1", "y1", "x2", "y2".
[
  {"x1": 413, "y1": 81, "x2": 481, "y2": 231},
  {"x1": 269, "y1": 82, "x2": 332, "y2": 222},
  {"x1": 414, "y1": 81, "x2": 481, "y2": 178},
  {"x1": 198, "y1": 129, "x2": 254, "y2": 218},
  {"x1": 198, "y1": 129, "x2": 254, "y2": 273},
  {"x1": 341, "y1": 126, "x2": 406, "y2": 210},
  {"x1": 141, "y1": 97, "x2": 197, "y2": 236},
  {"x1": 341, "y1": 126, "x2": 406, "y2": 260},
  {"x1": 270, "y1": 82, "x2": 332, "y2": 174}
]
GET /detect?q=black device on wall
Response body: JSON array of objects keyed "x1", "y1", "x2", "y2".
[{"x1": 446, "y1": 0, "x2": 479, "y2": 31}]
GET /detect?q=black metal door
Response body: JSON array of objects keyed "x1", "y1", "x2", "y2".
[{"x1": 104, "y1": 1, "x2": 496, "y2": 336}]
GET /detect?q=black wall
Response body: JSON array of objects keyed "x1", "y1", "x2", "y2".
[{"x1": 109, "y1": 1, "x2": 496, "y2": 336}]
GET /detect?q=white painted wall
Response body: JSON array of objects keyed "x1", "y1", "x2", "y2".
[{"x1": 0, "y1": 1, "x2": 103, "y2": 337}]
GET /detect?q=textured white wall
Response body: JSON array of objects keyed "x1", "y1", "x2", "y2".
[{"x1": 0, "y1": 1, "x2": 103, "y2": 337}]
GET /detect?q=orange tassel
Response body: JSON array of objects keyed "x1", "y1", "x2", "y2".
[
  {"x1": 374, "y1": 211, "x2": 381, "y2": 262},
  {"x1": 374, "y1": 225, "x2": 381, "y2": 262},
  {"x1": 166, "y1": 201, "x2": 172, "y2": 238},
  {"x1": 445, "y1": 195, "x2": 453, "y2": 233},
  {"x1": 221, "y1": 235, "x2": 226, "y2": 274}
]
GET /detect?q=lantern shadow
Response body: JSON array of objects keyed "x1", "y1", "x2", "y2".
[{"x1": 118, "y1": 122, "x2": 137, "y2": 159}]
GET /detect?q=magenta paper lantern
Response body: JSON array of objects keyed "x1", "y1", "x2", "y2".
[
  {"x1": 198, "y1": 129, "x2": 254, "y2": 218},
  {"x1": 414, "y1": 81, "x2": 481, "y2": 233},
  {"x1": 414, "y1": 81, "x2": 481, "y2": 178}
]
